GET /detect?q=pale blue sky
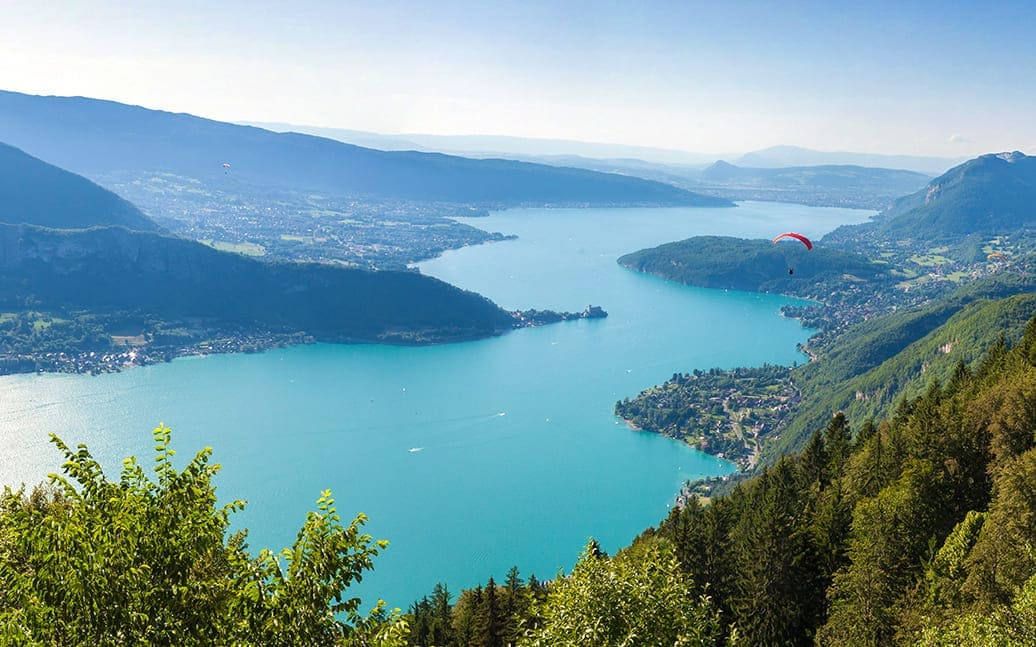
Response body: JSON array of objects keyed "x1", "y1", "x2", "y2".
[{"x1": 1, "y1": 1, "x2": 1034, "y2": 156}]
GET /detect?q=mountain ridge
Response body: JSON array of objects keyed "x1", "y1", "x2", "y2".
[
  {"x1": 0, "y1": 90, "x2": 729, "y2": 207},
  {"x1": 736, "y1": 144, "x2": 962, "y2": 175}
]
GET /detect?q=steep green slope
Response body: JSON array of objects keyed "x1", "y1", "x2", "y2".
[
  {"x1": 0, "y1": 223, "x2": 512, "y2": 343},
  {"x1": 0, "y1": 90, "x2": 730, "y2": 207},
  {"x1": 793, "y1": 271, "x2": 1036, "y2": 392},
  {"x1": 769, "y1": 292, "x2": 1036, "y2": 459},
  {"x1": 0, "y1": 142, "x2": 160, "y2": 232}
]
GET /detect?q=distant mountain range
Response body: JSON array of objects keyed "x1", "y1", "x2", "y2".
[
  {"x1": 618, "y1": 151, "x2": 1036, "y2": 295},
  {"x1": 691, "y1": 160, "x2": 931, "y2": 209},
  {"x1": 0, "y1": 143, "x2": 513, "y2": 344},
  {"x1": 0, "y1": 90, "x2": 727, "y2": 208},
  {"x1": 244, "y1": 122, "x2": 953, "y2": 209},
  {"x1": 734, "y1": 145, "x2": 962, "y2": 175},
  {"x1": 242, "y1": 122, "x2": 724, "y2": 166},
  {"x1": 246, "y1": 123, "x2": 964, "y2": 176},
  {"x1": 698, "y1": 160, "x2": 929, "y2": 189}
]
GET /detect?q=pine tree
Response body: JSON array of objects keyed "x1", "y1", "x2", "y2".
[
  {"x1": 481, "y1": 576, "x2": 502, "y2": 647},
  {"x1": 452, "y1": 585, "x2": 482, "y2": 647},
  {"x1": 824, "y1": 412, "x2": 852, "y2": 477},
  {"x1": 429, "y1": 583, "x2": 453, "y2": 646},
  {"x1": 502, "y1": 566, "x2": 525, "y2": 646},
  {"x1": 729, "y1": 459, "x2": 818, "y2": 644},
  {"x1": 802, "y1": 428, "x2": 828, "y2": 486}
]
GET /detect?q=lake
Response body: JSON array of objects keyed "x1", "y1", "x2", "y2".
[{"x1": 0, "y1": 201, "x2": 872, "y2": 607}]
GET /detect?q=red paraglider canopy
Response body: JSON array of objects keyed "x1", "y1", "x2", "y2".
[{"x1": 772, "y1": 232, "x2": 813, "y2": 250}]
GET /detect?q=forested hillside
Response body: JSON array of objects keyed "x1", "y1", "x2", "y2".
[
  {"x1": 0, "y1": 223, "x2": 513, "y2": 344},
  {"x1": 769, "y1": 287, "x2": 1036, "y2": 458},
  {"x1": 0, "y1": 145, "x2": 529, "y2": 374},
  {"x1": 617, "y1": 235, "x2": 887, "y2": 295}
]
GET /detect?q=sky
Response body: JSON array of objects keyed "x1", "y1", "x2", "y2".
[{"x1": 1, "y1": 0, "x2": 1035, "y2": 157}]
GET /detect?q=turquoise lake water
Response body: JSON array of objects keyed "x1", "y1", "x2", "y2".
[{"x1": 0, "y1": 202, "x2": 871, "y2": 607}]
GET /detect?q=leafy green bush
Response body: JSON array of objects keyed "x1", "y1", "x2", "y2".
[{"x1": 0, "y1": 425, "x2": 407, "y2": 646}]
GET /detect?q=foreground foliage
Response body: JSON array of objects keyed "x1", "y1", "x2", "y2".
[
  {"x1": 521, "y1": 540, "x2": 725, "y2": 647},
  {"x1": 0, "y1": 425, "x2": 406, "y2": 646}
]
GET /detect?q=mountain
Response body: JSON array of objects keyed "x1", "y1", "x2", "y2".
[
  {"x1": 694, "y1": 160, "x2": 931, "y2": 209},
  {"x1": 736, "y1": 145, "x2": 961, "y2": 175},
  {"x1": 699, "y1": 160, "x2": 929, "y2": 192},
  {"x1": 0, "y1": 90, "x2": 729, "y2": 207},
  {"x1": 0, "y1": 223, "x2": 512, "y2": 343},
  {"x1": 875, "y1": 151, "x2": 1036, "y2": 242},
  {"x1": 0, "y1": 142, "x2": 161, "y2": 232},
  {"x1": 242, "y1": 122, "x2": 724, "y2": 166}
]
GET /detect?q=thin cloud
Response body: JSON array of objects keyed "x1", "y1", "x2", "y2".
[{"x1": 948, "y1": 133, "x2": 972, "y2": 144}]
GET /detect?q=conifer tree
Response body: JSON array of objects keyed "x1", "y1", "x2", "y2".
[
  {"x1": 729, "y1": 459, "x2": 817, "y2": 644},
  {"x1": 824, "y1": 412, "x2": 852, "y2": 477}
]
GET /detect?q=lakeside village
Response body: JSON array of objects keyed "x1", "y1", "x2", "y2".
[
  {"x1": 0, "y1": 306, "x2": 608, "y2": 377},
  {"x1": 0, "y1": 330, "x2": 315, "y2": 376}
]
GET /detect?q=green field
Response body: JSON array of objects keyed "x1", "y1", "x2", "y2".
[{"x1": 200, "y1": 239, "x2": 266, "y2": 256}]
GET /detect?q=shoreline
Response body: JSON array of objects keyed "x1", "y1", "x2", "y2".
[
  {"x1": 0, "y1": 306, "x2": 608, "y2": 378},
  {"x1": 0, "y1": 331, "x2": 316, "y2": 377}
]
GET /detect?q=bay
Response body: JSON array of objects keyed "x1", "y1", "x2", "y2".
[{"x1": 0, "y1": 201, "x2": 872, "y2": 607}]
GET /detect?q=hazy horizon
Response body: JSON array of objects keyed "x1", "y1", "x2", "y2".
[
  {"x1": 243, "y1": 119, "x2": 980, "y2": 164},
  {"x1": 2, "y1": 1, "x2": 1035, "y2": 158}
]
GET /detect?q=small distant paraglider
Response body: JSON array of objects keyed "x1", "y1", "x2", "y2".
[
  {"x1": 987, "y1": 252, "x2": 1007, "y2": 260},
  {"x1": 222, "y1": 162, "x2": 231, "y2": 175},
  {"x1": 773, "y1": 232, "x2": 813, "y2": 275}
]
